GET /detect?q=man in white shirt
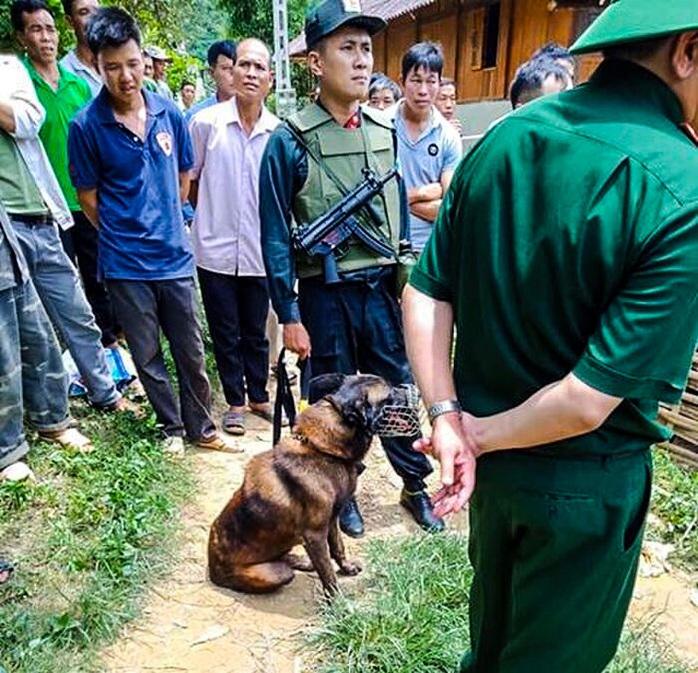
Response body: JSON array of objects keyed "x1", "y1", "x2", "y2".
[
  {"x1": 189, "y1": 38, "x2": 279, "y2": 436},
  {"x1": 60, "y1": 0, "x2": 101, "y2": 97}
]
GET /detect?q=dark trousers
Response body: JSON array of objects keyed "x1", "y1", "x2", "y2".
[
  {"x1": 298, "y1": 265, "x2": 432, "y2": 492},
  {"x1": 197, "y1": 268, "x2": 270, "y2": 407},
  {"x1": 69, "y1": 211, "x2": 120, "y2": 346},
  {"x1": 461, "y1": 450, "x2": 651, "y2": 673},
  {"x1": 107, "y1": 277, "x2": 215, "y2": 440}
]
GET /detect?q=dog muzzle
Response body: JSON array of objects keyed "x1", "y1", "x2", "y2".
[{"x1": 373, "y1": 384, "x2": 424, "y2": 437}]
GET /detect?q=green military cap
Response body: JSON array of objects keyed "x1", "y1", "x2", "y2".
[
  {"x1": 305, "y1": 0, "x2": 386, "y2": 50},
  {"x1": 571, "y1": 0, "x2": 698, "y2": 55}
]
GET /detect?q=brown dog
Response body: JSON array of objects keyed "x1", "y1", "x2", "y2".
[{"x1": 208, "y1": 373, "x2": 419, "y2": 596}]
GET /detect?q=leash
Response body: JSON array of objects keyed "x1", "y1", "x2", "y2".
[{"x1": 273, "y1": 350, "x2": 313, "y2": 446}]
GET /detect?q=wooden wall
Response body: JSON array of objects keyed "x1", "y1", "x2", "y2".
[{"x1": 371, "y1": 0, "x2": 602, "y2": 103}]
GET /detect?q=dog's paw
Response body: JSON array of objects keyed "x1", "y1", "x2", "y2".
[{"x1": 338, "y1": 559, "x2": 362, "y2": 576}]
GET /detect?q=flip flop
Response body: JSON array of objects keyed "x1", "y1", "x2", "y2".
[
  {"x1": 38, "y1": 427, "x2": 93, "y2": 453},
  {"x1": 249, "y1": 405, "x2": 288, "y2": 426},
  {"x1": 222, "y1": 411, "x2": 246, "y2": 436},
  {"x1": 194, "y1": 433, "x2": 244, "y2": 454}
]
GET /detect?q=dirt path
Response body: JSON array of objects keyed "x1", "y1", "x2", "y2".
[{"x1": 101, "y1": 415, "x2": 698, "y2": 673}]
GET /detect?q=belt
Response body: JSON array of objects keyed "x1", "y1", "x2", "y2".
[{"x1": 10, "y1": 212, "x2": 54, "y2": 225}]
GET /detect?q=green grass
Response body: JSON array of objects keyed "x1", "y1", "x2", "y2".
[
  {"x1": 308, "y1": 534, "x2": 691, "y2": 673},
  {"x1": 647, "y1": 448, "x2": 698, "y2": 569},
  {"x1": 307, "y1": 534, "x2": 472, "y2": 673},
  {"x1": 0, "y1": 402, "x2": 193, "y2": 673}
]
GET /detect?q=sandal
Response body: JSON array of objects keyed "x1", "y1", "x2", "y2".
[
  {"x1": 38, "y1": 427, "x2": 93, "y2": 453},
  {"x1": 0, "y1": 559, "x2": 14, "y2": 584},
  {"x1": 194, "y1": 433, "x2": 244, "y2": 454},
  {"x1": 249, "y1": 404, "x2": 288, "y2": 426},
  {"x1": 222, "y1": 410, "x2": 246, "y2": 436}
]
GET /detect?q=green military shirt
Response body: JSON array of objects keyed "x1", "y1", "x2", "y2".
[
  {"x1": 24, "y1": 58, "x2": 91, "y2": 212},
  {"x1": 411, "y1": 59, "x2": 698, "y2": 456}
]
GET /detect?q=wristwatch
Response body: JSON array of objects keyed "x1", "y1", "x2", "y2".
[{"x1": 427, "y1": 399, "x2": 462, "y2": 424}]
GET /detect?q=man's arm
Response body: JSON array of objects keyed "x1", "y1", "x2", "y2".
[
  {"x1": 76, "y1": 188, "x2": 99, "y2": 229},
  {"x1": 472, "y1": 374, "x2": 621, "y2": 454},
  {"x1": 179, "y1": 171, "x2": 191, "y2": 204},
  {"x1": 0, "y1": 58, "x2": 45, "y2": 138},
  {"x1": 259, "y1": 126, "x2": 311, "y2": 358},
  {"x1": 403, "y1": 285, "x2": 478, "y2": 510}
]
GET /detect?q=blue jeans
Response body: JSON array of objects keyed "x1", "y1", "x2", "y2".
[
  {"x1": 0, "y1": 279, "x2": 70, "y2": 469},
  {"x1": 11, "y1": 219, "x2": 119, "y2": 408}
]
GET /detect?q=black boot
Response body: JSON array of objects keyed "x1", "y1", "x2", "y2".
[
  {"x1": 339, "y1": 497, "x2": 365, "y2": 538},
  {"x1": 400, "y1": 489, "x2": 445, "y2": 532}
]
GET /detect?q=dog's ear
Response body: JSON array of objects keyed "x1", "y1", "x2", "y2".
[{"x1": 308, "y1": 373, "x2": 346, "y2": 404}]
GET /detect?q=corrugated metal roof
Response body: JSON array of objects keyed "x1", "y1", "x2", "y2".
[{"x1": 289, "y1": 0, "x2": 436, "y2": 55}]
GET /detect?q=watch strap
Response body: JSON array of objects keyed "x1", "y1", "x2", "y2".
[{"x1": 427, "y1": 399, "x2": 462, "y2": 424}]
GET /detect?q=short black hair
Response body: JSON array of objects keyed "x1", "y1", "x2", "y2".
[
  {"x1": 10, "y1": 0, "x2": 51, "y2": 32},
  {"x1": 401, "y1": 42, "x2": 443, "y2": 81},
  {"x1": 61, "y1": 0, "x2": 74, "y2": 17},
  {"x1": 509, "y1": 57, "x2": 569, "y2": 108},
  {"x1": 207, "y1": 40, "x2": 236, "y2": 67},
  {"x1": 368, "y1": 74, "x2": 401, "y2": 101},
  {"x1": 602, "y1": 35, "x2": 672, "y2": 63},
  {"x1": 86, "y1": 6, "x2": 140, "y2": 56},
  {"x1": 180, "y1": 80, "x2": 195, "y2": 90},
  {"x1": 532, "y1": 41, "x2": 573, "y2": 64}
]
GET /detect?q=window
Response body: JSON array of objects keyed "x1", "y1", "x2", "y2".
[{"x1": 482, "y1": 2, "x2": 501, "y2": 69}]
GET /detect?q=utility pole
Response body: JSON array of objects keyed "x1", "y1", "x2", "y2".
[{"x1": 272, "y1": 0, "x2": 297, "y2": 119}]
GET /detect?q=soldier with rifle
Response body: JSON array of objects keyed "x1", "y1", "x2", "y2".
[{"x1": 259, "y1": 0, "x2": 443, "y2": 537}]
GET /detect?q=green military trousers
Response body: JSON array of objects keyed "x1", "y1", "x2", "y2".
[{"x1": 460, "y1": 448, "x2": 652, "y2": 673}]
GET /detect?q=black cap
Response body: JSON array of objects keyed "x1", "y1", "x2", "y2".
[{"x1": 305, "y1": 0, "x2": 386, "y2": 51}]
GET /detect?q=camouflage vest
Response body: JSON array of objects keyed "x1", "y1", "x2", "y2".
[{"x1": 288, "y1": 103, "x2": 401, "y2": 279}]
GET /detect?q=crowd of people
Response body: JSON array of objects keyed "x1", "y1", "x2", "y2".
[{"x1": 1, "y1": 0, "x2": 697, "y2": 669}]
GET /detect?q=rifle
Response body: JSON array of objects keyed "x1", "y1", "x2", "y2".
[{"x1": 293, "y1": 167, "x2": 398, "y2": 284}]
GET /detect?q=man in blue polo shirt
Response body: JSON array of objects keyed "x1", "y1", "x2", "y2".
[
  {"x1": 392, "y1": 42, "x2": 462, "y2": 253},
  {"x1": 68, "y1": 7, "x2": 237, "y2": 454}
]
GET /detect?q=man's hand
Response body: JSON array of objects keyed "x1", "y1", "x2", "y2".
[
  {"x1": 283, "y1": 322, "x2": 311, "y2": 359},
  {"x1": 408, "y1": 182, "x2": 443, "y2": 205},
  {"x1": 413, "y1": 411, "x2": 479, "y2": 517}
]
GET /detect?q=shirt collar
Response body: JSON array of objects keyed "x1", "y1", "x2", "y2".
[
  {"x1": 94, "y1": 86, "x2": 166, "y2": 125},
  {"x1": 221, "y1": 96, "x2": 278, "y2": 135},
  {"x1": 394, "y1": 100, "x2": 438, "y2": 142},
  {"x1": 590, "y1": 59, "x2": 685, "y2": 128},
  {"x1": 23, "y1": 55, "x2": 69, "y2": 90}
]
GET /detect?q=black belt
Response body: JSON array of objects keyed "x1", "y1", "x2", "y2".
[{"x1": 10, "y1": 212, "x2": 53, "y2": 225}]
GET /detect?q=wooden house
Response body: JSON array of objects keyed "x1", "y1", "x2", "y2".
[{"x1": 290, "y1": 0, "x2": 607, "y2": 105}]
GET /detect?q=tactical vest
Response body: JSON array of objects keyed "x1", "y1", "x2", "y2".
[{"x1": 288, "y1": 103, "x2": 401, "y2": 279}]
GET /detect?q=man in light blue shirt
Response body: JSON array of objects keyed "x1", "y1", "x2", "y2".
[
  {"x1": 59, "y1": 0, "x2": 102, "y2": 97},
  {"x1": 185, "y1": 40, "x2": 236, "y2": 122},
  {"x1": 392, "y1": 42, "x2": 462, "y2": 252}
]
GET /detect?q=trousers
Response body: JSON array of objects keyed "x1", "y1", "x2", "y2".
[
  {"x1": 461, "y1": 449, "x2": 652, "y2": 673},
  {"x1": 298, "y1": 265, "x2": 432, "y2": 491},
  {"x1": 197, "y1": 269, "x2": 270, "y2": 407},
  {"x1": 107, "y1": 277, "x2": 215, "y2": 440},
  {"x1": 0, "y1": 278, "x2": 69, "y2": 468}
]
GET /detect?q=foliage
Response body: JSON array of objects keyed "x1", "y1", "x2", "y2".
[
  {"x1": 0, "y1": 0, "x2": 228, "y2": 62},
  {"x1": 308, "y1": 533, "x2": 692, "y2": 673},
  {"x1": 646, "y1": 448, "x2": 698, "y2": 569},
  {"x1": 307, "y1": 534, "x2": 473, "y2": 672},
  {"x1": 0, "y1": 403, "x2": 193, "y2": 673}
]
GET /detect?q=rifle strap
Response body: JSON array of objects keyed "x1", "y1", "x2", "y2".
[{"x1": 285, "y1": 119, "x2": 398, "y2": 259}]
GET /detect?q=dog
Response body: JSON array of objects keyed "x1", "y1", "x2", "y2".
[{"x1": 208, "y1": 373, "x2": 421, "y2": 596}]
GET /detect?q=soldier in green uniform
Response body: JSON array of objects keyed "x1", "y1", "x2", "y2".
[
  {"x1": 403, "y1": 1, "x2": 698, "y2": 671},
  {"x1": 259, "y1": 0, "x2": 442, "y2": 536}
]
